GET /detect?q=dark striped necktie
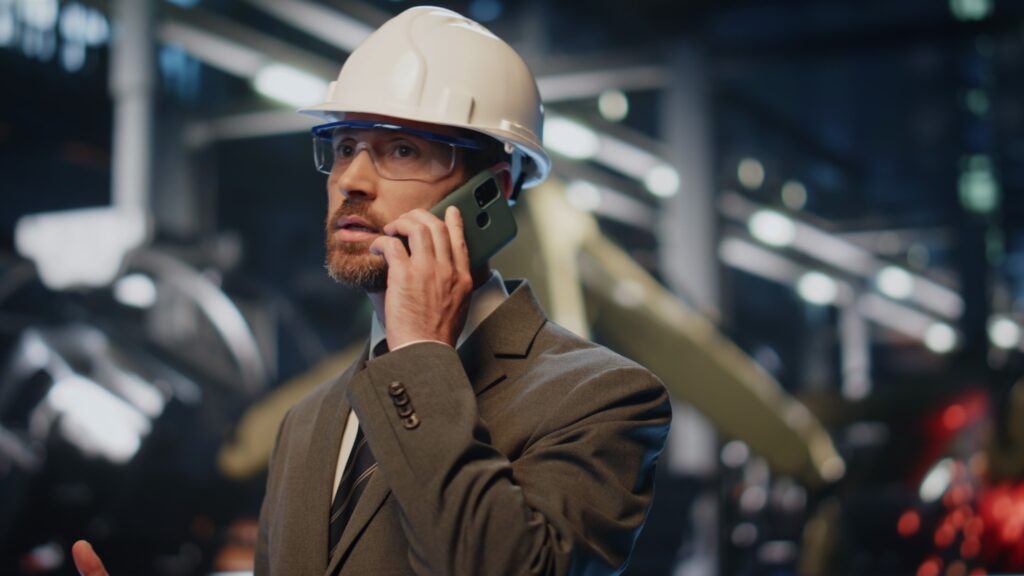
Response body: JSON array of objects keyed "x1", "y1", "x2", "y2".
[{"x1": 328, "y1": 427, "x2": 377, "y2": 558}]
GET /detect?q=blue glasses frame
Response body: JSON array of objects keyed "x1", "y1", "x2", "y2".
[{"x1": 311, "y1": 120, "x2": 483, "y2": 150}]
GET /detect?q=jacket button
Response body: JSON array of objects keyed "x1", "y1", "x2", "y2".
[
  {"x1": 402, "y1": 414, "x2": 420, "y2": 429},
  {"x1": 388, "y1": 381, "x2": 405, "y2": 396},
  {"x1": 393, "y1": 392, "x2": 410, "y2": 407},
  {"x1": 397, "y1": 403, "x2": 414, "y2": 417}
]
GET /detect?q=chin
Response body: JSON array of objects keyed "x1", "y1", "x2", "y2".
[{"x1": 325, "y1": 248, "x2": 388, "y2": 292}]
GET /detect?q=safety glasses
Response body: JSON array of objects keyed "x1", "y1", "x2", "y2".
[{"x1": 312, "y1": 120, "x2": 482, "y2": 183}]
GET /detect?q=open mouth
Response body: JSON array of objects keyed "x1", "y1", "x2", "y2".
[{"x1": 336, "y1": 216, "x2": 381, "y2": 234}]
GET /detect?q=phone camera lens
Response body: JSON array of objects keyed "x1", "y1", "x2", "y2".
[{"x1": 474, "y1": 180, "x2": 500, "y2": 208}]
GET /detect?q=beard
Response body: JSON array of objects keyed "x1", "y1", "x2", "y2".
[{"x1": 324, "y1": 203, "x2": 388, "y2": 292}]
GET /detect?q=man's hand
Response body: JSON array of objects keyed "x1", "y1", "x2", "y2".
[
  {"x1": 72, "y1": 540, "x2": 109, "y2": 576},
  {"x1": 370, "y1": 206, "x2": 473, "y2": 350}
]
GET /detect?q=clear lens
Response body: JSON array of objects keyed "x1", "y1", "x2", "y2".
[{"x1": 313, "y1": 127, "x2": 458, "y2": 182}]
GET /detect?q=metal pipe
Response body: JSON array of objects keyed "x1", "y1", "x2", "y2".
[{"x1": 109, "y1": 0, "x2": 155, "y2": 211}]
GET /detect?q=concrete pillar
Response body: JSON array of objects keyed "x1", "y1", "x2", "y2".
[{"x1": 658, "y1": 40, "x2": 719, "y2": 576}]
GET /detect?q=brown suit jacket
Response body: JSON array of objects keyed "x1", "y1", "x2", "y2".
[{"x1": 255, "y1": 281, "x2": 671, "y2": 575}]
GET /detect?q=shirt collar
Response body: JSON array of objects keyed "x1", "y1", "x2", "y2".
[{"x1": 369, "y1": 270, "x2": 509, "y2": 357}]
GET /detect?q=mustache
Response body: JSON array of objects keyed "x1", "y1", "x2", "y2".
[{"x1": 325, "y1": 202, "x2": 387, "y2": 238}]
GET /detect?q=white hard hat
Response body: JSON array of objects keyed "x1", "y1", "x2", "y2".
[{"x1": 300, "y1": 6, "x2": 550, "y2": 189}]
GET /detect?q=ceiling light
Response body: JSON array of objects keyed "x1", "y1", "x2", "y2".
[
  {"x1": 988, "y1": 316, "x2": 1021, "y2": 350},
  {"x1": 113, "y1": 273, "x2": 157, "y2": 309},
  {"x1": 565, "y1": 180, "x2": 602, "y2": 212},
  {"x1": 797, "y1": 272, "x2": 837, "y2": 306},
  {"x1": 876, "y1": 266, "x2": 914, "y2": 300},
  {"x1": 544, "y1": 116, "x2": 599, "y2": 160},
  {"x1": 958, "y1": 154, "x2": 1000, "y2": 215},
  {"x1": 738, "y1": 158, "x2": 765, "y2": 190},
  {"x1": 919, "y1": 458, "x2": 953, "y2": 502},
  {"x1": 748, "y1": 209, "x2": 796, "y2": 247},
  {"x1": 598, "y1": 89, "x2": 629, "y2": 122},
  {"x1": 781, "y1": 180, "x2": 807, "y2": 210},
  {"x1": 644, "y1": 164, "x2": 680, "y2": 198},
  {"x1": 924, "y1": 323, "x2": 957, "y2": 354},
  {"x1": 253, "y1": 63, "x2": 328, "y2": 108},
  {"x1": 949, "y1": 0, "x2": 993, "y2": 21}
]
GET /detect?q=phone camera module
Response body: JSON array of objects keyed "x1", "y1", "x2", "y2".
[{"x1": 474, "y1": 179, "x2": 500, "y2": 208}]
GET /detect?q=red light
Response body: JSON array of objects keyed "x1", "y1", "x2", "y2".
[
  {"x1": 968, "y1": 569, "x2": 987, "y2": 576},
  {"x1": 1000, "y1": 521, "x2": 1022, "y2": 544},
  {"x1": 946, "y1": 560, "x2": 967, "y2": 576},
  {"x1": 961, "y1": 537, "x2": 980, "y2": 558},
  {"x1": 935, "y1": 524, "x2": 956, "y2": 548},
  {"x1": 899, "y1": 510, "x2": 921, "y2": 537},
  {"x1": 964, "y1": 517, "x2": 984, "y2": 538},
  {"x1": 949, "y1": 508, "x2": 968, "y2": 529},
  {"x1": 917, "y1": 557, "x2": 942, "y2": 576},
  {"x1": 946, "y1": 486, "x2": 969, "y2": 508},
  {"x1": 943, "y1": 405, "x2": 967, "y2": 430}
]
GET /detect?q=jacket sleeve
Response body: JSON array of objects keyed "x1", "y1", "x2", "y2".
[{"x1": 347, "y1": 341, "x2": 671, "y2": 576}]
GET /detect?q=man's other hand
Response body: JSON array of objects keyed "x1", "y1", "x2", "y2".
[{"x1": 72, "y1": 540, "x2": 109, "y2": 576}]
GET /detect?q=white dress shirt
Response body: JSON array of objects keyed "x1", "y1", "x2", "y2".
[{"x1": 331, "y1": 271, "x2": 509, "y2": 502}]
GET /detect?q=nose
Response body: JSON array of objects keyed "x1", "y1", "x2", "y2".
[{"x1": 332, "y1": 148, "x2": 379, "y2": 201}]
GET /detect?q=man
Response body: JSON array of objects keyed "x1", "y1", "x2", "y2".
[{"x1": 75, "y1": 6, "x2": 670, "y2": 575}]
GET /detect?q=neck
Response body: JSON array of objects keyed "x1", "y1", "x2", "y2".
[{"x1": 368, "y1": 263, "x2": 492, "y2": 327}]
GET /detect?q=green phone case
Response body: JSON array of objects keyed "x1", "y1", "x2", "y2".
[{"x1": 430, "y1": 169, "x2": 517, "y2": 269}]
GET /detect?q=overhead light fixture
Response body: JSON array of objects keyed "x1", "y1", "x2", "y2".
[
  {"x1": 988, "y1": 316, "x2": 1021, "y2": 350},
  {"x1": 544, "y1": 116, "x2": 600, "y2": 160},
  {"x1": 876, "y1": 266, "x2": 915, "y2": 300},
  {"x1": 253, "y1": 63, "x2": 328, "y2": 108},
  {"x1": 738, "y1": 158, "x2": 765, "y2": 190},
  {"x1": 113, "y1": 273, "x2": 158, "y2": 309},
  {"x1": 241, "y1": 0, "x2": 373, "y2": 52},
  {"x1": 924, "y1": 322, "x2": 958, "y2": 354},
  {"x1": 781, "y1": 180, "x2": 807, "y2": 210},
  {"x1": 718, "y1": 237, "x2": 803, "y2": 285},
  {"x1": 721, "y1": 192, "x2": 964, "y2": 320},
  {"x1": 644, "y1": 164, "x2": 680, "y2": 198},
  {"x1": 797, "y1": 272, "x2": 838, "y2": 306},
  {"x1": 565, "y1": 180, "x2": 602, "y2": 212},
  {"x1": 919, "y1": 458, "x2": 953, "y2": 502},
  {"x1": 949, "y1": 0, "x2": 993, "y2": 21},
  {"x1": 748, "y1": 209, "x2": 796, "y2": 247},
  {"x1": 598, "y1": 89, "x2": 629, "y2": 122},
  {"x1": 958, "y1": 154, "x2": 1000, "y2": 215}
]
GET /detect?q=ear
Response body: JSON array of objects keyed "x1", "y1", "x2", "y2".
[{"x1": 488, "y1": 162, "x2": 514, "y2": 201}]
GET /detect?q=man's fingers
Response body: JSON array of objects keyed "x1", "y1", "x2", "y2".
[
  {"x1": 383, "y1": 214, "x2": 435, "y2": 260},
  {"x1": 445, "y1": 206, "x2": 471, "y2": 277},
  {"x1": 72, "y1": 540, "x2": 109, "y2": 576},
  {"x1": 369, "y1": 235, "x2": 410, "y2": 269},
  {"x1": 406, "y1": 209, "x2": 452, "y2": 264}
]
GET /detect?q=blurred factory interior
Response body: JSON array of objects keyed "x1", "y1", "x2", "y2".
[{"x1": 2, "y1": 0, "x2": 1024, "y2": 574}]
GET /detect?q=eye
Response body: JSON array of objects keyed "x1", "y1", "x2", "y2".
[
  {"x1": 334, "y1": 139, "x2": 357, "y2": 157},
  {"x1": 386, "y1": 140, "x2": 422, "y2": 161}
]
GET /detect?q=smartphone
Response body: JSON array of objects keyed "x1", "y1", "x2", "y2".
[{"x1": 430, "y1": 168, "x2": 517, "y2": 269}]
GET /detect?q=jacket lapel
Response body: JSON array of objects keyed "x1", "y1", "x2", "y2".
[
  {"x1": 322, "y1": 281, "x2": 547, "y2": 573},
  {"x1": 294, "y1": 345, "x2": 365, "y2": 575}
]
